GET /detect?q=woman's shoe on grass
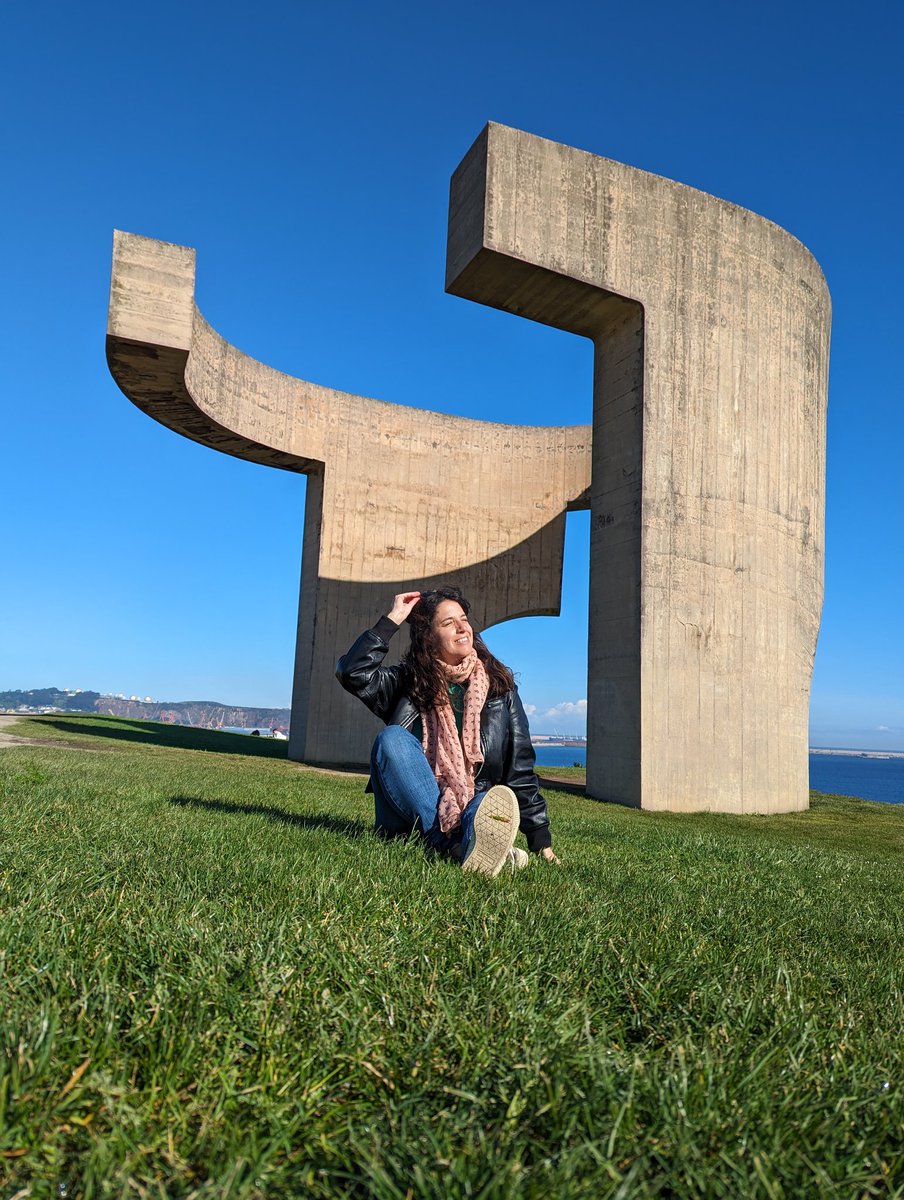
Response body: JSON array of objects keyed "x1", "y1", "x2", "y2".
[{"x1": 460, "y1": 785, "x2": 519, "y2": 877}]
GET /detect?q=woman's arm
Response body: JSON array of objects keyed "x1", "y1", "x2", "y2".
[
  {"x1": 386, "y1": 591, "x2": 421, "y2": 625},
  {"x1": 334, "y1": 593, "x2": 420, "y2": 722},
  {"x1": 504, "y1": 689, "x2": 560, "y2": 861}
]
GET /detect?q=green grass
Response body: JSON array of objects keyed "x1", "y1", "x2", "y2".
[{"x1": 1, "y1": 715, "x2": 902, "y2": 1199}]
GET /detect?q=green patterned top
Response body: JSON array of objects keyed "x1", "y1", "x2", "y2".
[{"x1": 411, "y1": 682, "x2": 466, "y2": 743}]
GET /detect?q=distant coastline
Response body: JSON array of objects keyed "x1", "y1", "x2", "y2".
[{"x1": 809, "y1": 747, "x2": 904, "y2": 760}]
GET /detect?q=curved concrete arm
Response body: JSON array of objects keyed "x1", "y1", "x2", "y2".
[
  {"x1": 107, "y1": 233, "x2": 314, "y2": 472},
  {"x1": 106, "y1": 229, "x2": 591, "y2": 585}
]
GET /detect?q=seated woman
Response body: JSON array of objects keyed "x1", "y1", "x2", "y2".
[{"x1": 336, "y1": 586, "x2": 559, "y2": 876}]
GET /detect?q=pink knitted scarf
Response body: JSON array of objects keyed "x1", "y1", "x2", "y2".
[{"x1": 420, "y1": 653, "x2": 489, "y2": 834}]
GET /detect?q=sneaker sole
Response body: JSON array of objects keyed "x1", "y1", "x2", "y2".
[{"x1": 461, "y1": 785, "x2": 519, "y2": 878}]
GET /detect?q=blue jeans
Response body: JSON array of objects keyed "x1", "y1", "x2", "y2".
[{"x1": 371, "y1": 725, "x2": 474, "y2": 851}]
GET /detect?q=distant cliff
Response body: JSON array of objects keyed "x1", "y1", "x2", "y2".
[
  {"x1": 3, "y1": 688, "x2": 289, "y2": 732},
  {"x1": 95, "y1": 697, "x2": 290, "y2": 732}
]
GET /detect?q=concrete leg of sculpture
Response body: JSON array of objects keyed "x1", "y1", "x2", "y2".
[
  {"x1": 446, "y1": 124, "x2": 830, "y2": 813},
  {"x1": 288, "y1": 466, "x2": 324, "y2": 763},
  {"x1": 588, "y1": 303, "x2": 644, "y2": 805}
]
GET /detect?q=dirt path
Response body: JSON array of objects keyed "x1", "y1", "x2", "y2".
[
  {"x1": 0, "y1": 714, "x2": 109, "y2": 753},
  {"x1": 0, "y1": 714, "x2": 42, "y2": 747},
  {"x1": 536, "y1": 770, "x2": 587, "y2": 794}
]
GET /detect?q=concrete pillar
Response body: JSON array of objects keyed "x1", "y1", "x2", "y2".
[{"x1": 446, "y1": 124, "x2": 830, "y2": 812}]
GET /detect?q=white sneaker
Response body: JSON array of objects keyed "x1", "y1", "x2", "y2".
[
  {"x1": 507, "y1": 847, "x2": 530, "y2": 871},
  {"x1": 460, "y1": 785, "x2": 519, "y2": 877}
]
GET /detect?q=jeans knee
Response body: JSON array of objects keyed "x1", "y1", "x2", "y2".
[
  {"x1": 375, "y1": 724, "x2": 409, "y2": 747},
  {"x1": 371, "y1": 723, "x2": 413, "y2": 768}
]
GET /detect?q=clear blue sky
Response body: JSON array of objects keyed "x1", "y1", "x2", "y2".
[{"x1": 2, "y1": 0, "x2": 902, "y2": 747}]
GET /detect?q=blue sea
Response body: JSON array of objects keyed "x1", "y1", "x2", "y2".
[
  {"x1": 807, "y1": 752, "x2": 904, "y2": 805},
  {"x1": 533, "y1": 745, "x2": 589, "y2": 770},
  {"x1": 532, "y1": 744, "x2": 904, "y2": 805}
]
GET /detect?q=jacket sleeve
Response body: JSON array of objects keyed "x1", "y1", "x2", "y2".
[
  {"x1": 335, "y1": 616, "x2": 407, "y2": 723},
  {"x1": 505, "y1": 687, "x2": 553, "y2": 853}
]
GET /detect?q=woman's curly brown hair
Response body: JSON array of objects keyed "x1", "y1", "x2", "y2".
[{"x1": 402, "y1": 585, "x2": 514, "y2": 712}]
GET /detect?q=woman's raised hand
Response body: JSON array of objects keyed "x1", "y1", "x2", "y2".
[{"x1": 387, "y1": 591, "x2": 422, "y2": 625}]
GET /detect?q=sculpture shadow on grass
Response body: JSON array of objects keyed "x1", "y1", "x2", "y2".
[
  {"x1": 37, "y1": 717, "x2": 288, "y2": 757},
  {"x1": 535, "y1": 772, "x2": 587, "y2": 796},
  {"x1": 169, "y1": 794, "x2": 370, "y2": 839}
]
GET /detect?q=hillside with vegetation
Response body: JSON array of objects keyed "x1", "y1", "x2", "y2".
[{"x1": 0, "y1": 686, "x2": 102, "y2": 711}]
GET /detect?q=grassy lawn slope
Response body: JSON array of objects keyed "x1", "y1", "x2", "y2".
[{"x1": 1, "y1": 715, "x2": 902, "y2": 1198}]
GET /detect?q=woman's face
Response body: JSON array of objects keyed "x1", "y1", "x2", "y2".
[{"x1": 431, "y1": 600, "x2": 474, "y2": 665}]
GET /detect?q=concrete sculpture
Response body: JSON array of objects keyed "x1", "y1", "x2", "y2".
[
  {"x1": 105, "y1": 227, "x2": 591, "y2": 770},
  {"x1": 107, "y1": 123, "x2": 830, "y2": 812}
]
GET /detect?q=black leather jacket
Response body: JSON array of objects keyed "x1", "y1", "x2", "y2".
[{"x1": 336, "y1": 616, "x2": 552, "y2": 852}]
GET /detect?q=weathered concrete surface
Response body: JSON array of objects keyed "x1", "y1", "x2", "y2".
[
  {"x1": 447, "y1": 124, "x2": 830, "y2": 813},
  {"x1": 106, "y1": 231, "x2": 590, "y2": 767}
]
